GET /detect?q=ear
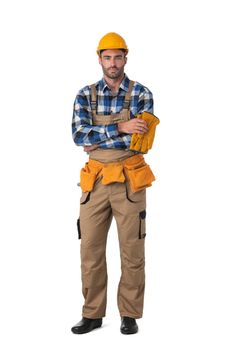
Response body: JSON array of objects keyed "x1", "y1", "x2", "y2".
[
  {"x1": 125, "y1": 56, "x2": 127, "y2": 65},
  {"x1": 98, "y1": 55, "x2": 102, "y2": 65}
]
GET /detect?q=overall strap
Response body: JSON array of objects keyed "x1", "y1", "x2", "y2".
[
  {"x1": 90, "y1": 84, "x2": 97, "y2": 112},
  {"x1": 122, "y1": 80, "x2": 135, "y2": 110}
]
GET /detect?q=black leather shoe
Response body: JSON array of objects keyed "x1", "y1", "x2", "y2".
[
  {"x1": 71, "y1": 317, "x2": 102, "y2": 334},
  {"x1": 120, "y1": 317, "x2": 138, "y2": 334}
]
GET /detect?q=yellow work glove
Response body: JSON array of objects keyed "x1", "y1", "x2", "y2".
[
  {"x1": 130, "y1": 133, "x2": 149, "y2": 154},
  {"x1": 130, "y1": 133, "x2": 144, "y2": 152},
  {"x1": 139, "y1": 112, "x2": 160, "y2": 150},
  {"x1": 140, "y1": 134, "x2": 150, "y2": 153},
  {"x1": 129, "y1": 112, "x2": 160, "y2": 153}
]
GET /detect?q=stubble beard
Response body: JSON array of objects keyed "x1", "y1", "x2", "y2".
[{"x1": 102, "y1": 66, "x2": 124, "y2": 80}]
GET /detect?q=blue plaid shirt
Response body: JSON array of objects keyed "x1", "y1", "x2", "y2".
[{"x1": 72, "y1": 74, "x2": 154, "y2": 149}]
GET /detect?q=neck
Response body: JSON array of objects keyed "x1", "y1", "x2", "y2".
[{"x1": 104, "y1": 73, "x2": 125, "y2": 94}]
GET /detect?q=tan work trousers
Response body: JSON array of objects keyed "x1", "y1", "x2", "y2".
[{"x1": 78, "y1": 178, "x2": 146, "y2": 319}]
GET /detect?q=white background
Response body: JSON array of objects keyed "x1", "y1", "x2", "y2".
[{"x1": 0, "y1": 0, "x2": 233, "y2": 349}]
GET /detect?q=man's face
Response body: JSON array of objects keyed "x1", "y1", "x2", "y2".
[{"x1": 99, "y1": 49, "x2": 127, "y2": 80}]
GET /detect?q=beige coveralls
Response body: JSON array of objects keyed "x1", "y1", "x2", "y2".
[{"x1": 77, "y1": 81, "x2": 151, "y2": 319}]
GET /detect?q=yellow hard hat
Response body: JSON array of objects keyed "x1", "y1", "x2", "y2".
[{"x1": 97, "y1": 32, "x2": 128, "y2": 55}]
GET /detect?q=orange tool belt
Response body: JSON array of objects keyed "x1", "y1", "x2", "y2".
[{"x1": 80, "y1": 154, "x2": 155, "y2": 193}]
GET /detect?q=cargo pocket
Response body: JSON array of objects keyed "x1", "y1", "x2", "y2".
[
  {"x1": 139, "y1": 210, "x2": 146, "y2": 239},
  {"x1": 80, "y1": 191, "x2": 91, "y2": 205},
  {"x1": 125, "y1": 164, "x2": 155, "y2": 192},
  {"x1": 77, "y1": 218, "x2": 81, "y2": 239},
  {"x1": 125, "y1": 181, "x2": 146, "y2": 204}
]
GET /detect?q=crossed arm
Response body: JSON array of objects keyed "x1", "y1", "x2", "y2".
[
  {"x1": 83, "y1": 118, "x2": 148, "y2": 152},
  {"x1": 72, "y1": 88, "x2": 153, "y2": 153}
]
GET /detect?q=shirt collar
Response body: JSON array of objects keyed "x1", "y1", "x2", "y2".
[{"x1": 97, "y1": 74, "x2": 130, "y2": 93}]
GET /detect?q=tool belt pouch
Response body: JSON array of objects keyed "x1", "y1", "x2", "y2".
[
  {"x1": 102, "y1": 163, "x2": 125, "y2": 185},
  {"x1": 80, "y1": 164, "x2": 97, "y2": 192},
  {"x1": 124, "y1": 163, "x2": 155, "y2": 192}
]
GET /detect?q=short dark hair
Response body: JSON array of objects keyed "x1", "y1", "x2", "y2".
[{"x1": 100, "y1": 49, "x2": 126, "y2": 56}]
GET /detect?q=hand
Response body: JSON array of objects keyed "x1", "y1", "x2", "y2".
[
  {"x1": 118, "y1": 118, "x2": 148, "y2": 134},
  {"x1": 83, "y1": 144, "x2": 98, "y2": 153}
]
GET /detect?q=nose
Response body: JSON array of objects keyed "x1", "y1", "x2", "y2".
[{"x1": 110, "y1": 57, "x2": 117, "y2": 66}]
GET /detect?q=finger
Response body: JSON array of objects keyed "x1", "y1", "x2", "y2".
[
  {"x1": 135, "y1": 129, "x2": 147, "y2": 135},
  {"x1": 137, "y1": 119, "x2": 147, "y2": 126},
  {"x1": 136, "y1": 126, "x2": 148, "y2": 133},
  {"x1": 137, "y1": 124, "x2": 148, "y2": 131},
  {"x1": 84, "y1": 146, "x2": 91, "y2": 152}
]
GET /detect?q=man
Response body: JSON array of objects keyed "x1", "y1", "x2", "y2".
[{"x1": 71, "y1": 32, "x2": 159, "y2": 335}]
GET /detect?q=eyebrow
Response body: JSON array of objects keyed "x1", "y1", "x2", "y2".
[{"x1": 103, "y1": 55, "x2": 123, "y2": 58}]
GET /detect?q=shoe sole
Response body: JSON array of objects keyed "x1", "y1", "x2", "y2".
[{"x1": 120, "y1": 328, "x2": 138, "y2": 335}]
